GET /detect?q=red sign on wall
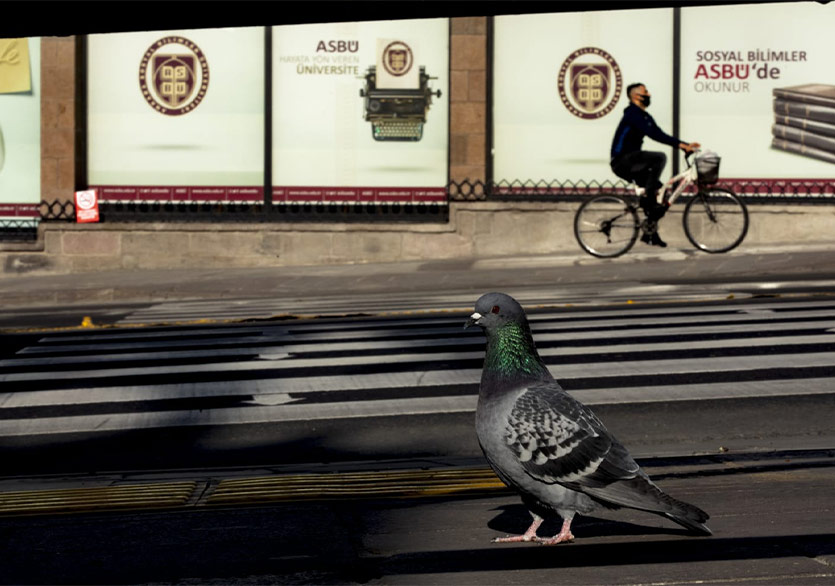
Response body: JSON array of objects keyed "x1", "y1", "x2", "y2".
[{"x1": 75, "y1": 189, "x2": 100, "y2": 223}]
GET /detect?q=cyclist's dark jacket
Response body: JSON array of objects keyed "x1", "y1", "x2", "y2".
[{"x1": 610, "y1": 103, "x2": 682, "y2": 161}]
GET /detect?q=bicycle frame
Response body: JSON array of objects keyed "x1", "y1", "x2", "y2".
[
  {"x1": 574, "y1": 148, "x2": 747, "y2": 258},
  {"x1": 630, "y1": 152, "x2": 700, "y2": 208}
]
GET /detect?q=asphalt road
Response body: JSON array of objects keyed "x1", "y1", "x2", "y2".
[
  {"x1": 2, "y1": 296, "x2": 835, "y2": 475},
  {"x1": 1, "y1": 451, "x2": 833, "y2": 585},
  {"x1": 1, "y1": 282, "x2": 833, "y2": 584},
  {"x1": 1, "y1": 244, "x2": 834, "y2": 331}
]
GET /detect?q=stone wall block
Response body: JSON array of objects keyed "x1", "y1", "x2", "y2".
[
  {"x1": 62, "y1": 231, "x2": 121, "y2": 256},
  {"x1": 451, "y1": 17, "x2": 487, "y2": 35},
  {"x1": 468, "y1": 70, "x2": 486, "y2": 102},
  {"x1": 58, "y1": 157, "x2": 75, "y2": 192},
  {"x1": 466, "y1": 133, "x2": 485, "y2": 166},
  {"x1": 67, "y1": 256, "x2": 124, "y2": 273},
  {"x1": 358, "y1": 232, "x2": 403, "y2": 262},
  {"x1": 261, "y1": 233, "x2": 283, "y2": 257},
  {"x1": 40, "y1": 37, "x2": 76, "y2": 209},
  {"x1": 282, "y1": 232, "x2": 334, "y2": 265},
  {"x1": 189, "y1": 232, "x2": 264, "y2": 259},
  {"x1": 451, "y1": 35, "x2": 486, "y2": 71},
  {"x1": 44, "y1": 63, "x2": 75, "y2": 101},
  {"x1": 401, "y1": 231, "x2": 473, "y2": 261},
  {"x1": 42, "y1": 127, "x2": 73, "y2": 159},
  {"x1": 44, "y1": 231, "x2": 63, "y2": 254},
  {"x1": 455, "y1": 207, "x2": 493, "y2": 238},
  {"x1": 41, "y1": 158, "x2": 58, "y2": 195},
  {"x1": 41, "y1": 101, "x2": 59, "y2": 130},
  {"x1": 450, "y1": 133, "x2": 469, "y2": 165},
  {"x1": 450, "y1": 70, "x2": 469, "y2": 102},
  {"x1": 450, "y1": 102, "x2": 485, "y2": 135},
  {"x1": 55, "y1": 37, "x2": 75, "y2": 69},
  {"x1": 475, "y1": 210, "x2": 575, "y2": 256},
  {"x1": 120, "y1": 232, "x2": 188, "y2": 268},
  {"x1": 330, "y1": 231, "x2": 404, "y2": 264}
]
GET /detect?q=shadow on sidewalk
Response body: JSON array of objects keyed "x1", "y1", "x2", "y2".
[{"x1": 368, "y1": 532, "x2": 835, "y2": 578}]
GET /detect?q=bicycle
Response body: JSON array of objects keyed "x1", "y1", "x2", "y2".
[{"x1": 573, "y1": 150, "x2": 749, "y2": 258}]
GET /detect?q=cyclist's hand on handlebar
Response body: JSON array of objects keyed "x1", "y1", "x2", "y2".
[{"x1": 680, "y1": 142, "x2": 701, "y2": 153}]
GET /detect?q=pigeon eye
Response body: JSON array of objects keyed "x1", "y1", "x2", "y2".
[{"x1": 491, "y1": 305, "x2": 501, "y2": 314}]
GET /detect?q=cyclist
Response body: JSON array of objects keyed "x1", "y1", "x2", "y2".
[{"x1": 610, "y1": 83, "x2": 700, "y2": 247}]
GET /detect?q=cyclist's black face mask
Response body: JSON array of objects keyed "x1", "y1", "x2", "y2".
[{"x1": 638, "y1": 94, "x2": 651, "y2": 108}]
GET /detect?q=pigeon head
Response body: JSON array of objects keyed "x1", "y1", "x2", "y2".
[
  {"x1": 465, "y1": 292, "x2": 527, "y2": 331},
  {"x1": 467, "y1": 293, "x2": 552, "y2": 384}
]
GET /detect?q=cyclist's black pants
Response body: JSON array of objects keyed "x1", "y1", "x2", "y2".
[{"x1": 610, "y1": 150, "x2": 667, "y2": 214}]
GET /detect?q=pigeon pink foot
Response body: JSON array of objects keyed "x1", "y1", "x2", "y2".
[
  {"x1": 491, "y1": 515, "x2": 543, "y2": 543},
  {"x1": 534, "y1": 519, "x2": 575, "y2": 545}
]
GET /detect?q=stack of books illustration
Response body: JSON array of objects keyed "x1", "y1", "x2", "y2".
[{"x1": 772, "y1": 83, "x2": 835, "y2": 164}]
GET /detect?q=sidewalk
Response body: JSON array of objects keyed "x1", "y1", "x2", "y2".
[
  {"x1": 1, "y1": 241, "x2": 834, "y2": 310},
  {"x1": 1, "y1": 451, "x2": 833, "y2": 585}
]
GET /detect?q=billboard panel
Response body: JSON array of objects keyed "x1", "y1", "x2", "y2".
[
  {"x1": 493, "y1": 9, "x2": 675, "y2": 188},
  {"x1": 272, "y1": 19, "x2": 449, "y2": 204},
  {"x1": 681, "y1": 2, "x2": 835, "y2": 187},
  {"x1": 0, "y1": 38, "x2": 40, "y2": 222},
  {"x1": 87, "y1": 28, "x2": 265, "y2": 202}
]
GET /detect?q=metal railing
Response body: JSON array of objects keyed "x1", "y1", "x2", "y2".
[
  {"x1": 454, "y1": 178, "x2": 835, "y2": 204},
  {"x1": 1, "y1": 177, "x2": 833, "y2": 241},
  {"x1": 0, "y1": 219, "x2": 39, "y2": 242},
  {"x1": 32, "y1": 199, "x2": 451, "y2": 224}
]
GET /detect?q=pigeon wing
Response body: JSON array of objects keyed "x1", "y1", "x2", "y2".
[{"x1": 505, "y1": 384, "x2": 640, "y2": 489}]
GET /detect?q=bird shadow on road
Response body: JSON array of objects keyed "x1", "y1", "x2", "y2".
[{"x1": 369, "y1": 531, "x2": 835, "y2": 579}]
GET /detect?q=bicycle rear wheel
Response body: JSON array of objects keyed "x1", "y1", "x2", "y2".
[
  {"x1": 683, "y1": 187, "x2": 748, "y2": 253},
  {"x1": 574, "y1": 194, "x2": 639, "y2": 258}
]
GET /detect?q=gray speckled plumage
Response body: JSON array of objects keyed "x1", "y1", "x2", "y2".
[{"x1": 467, "y1": 292, "x2": 711, "y2": 544}]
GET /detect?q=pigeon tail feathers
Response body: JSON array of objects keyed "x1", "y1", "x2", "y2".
[
  {"x1": 664, "y1": 511, "x2": 713, "y2": 536},
  {"x1": 583, "y1": 475, "x2": 712, "y2": 536}
]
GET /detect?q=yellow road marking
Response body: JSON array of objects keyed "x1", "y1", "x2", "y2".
[
  {"x1": 0, "y1": 468, "x2": 509, "y2": 517},
  {"x1": 206, "y1": 468, "x2": 508, "y2": 506},
  {"x1": 0, "y1": 481, "x2": 198, "y2": 517}
]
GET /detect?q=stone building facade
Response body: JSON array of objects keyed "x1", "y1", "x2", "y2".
[{"x1": 2, "y1": 18, "x2": 834, "y2": 274}]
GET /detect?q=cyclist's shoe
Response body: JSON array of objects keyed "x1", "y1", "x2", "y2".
[
  {"x1": 640, "y1": 231, "x2": 668, "y2": 247},
  {"x1": 652, "y1": 232, "x2": 668, "y2": 247}
]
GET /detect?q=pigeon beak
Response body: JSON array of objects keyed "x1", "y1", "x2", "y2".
[{"x1": 464, "y1": 312, "x2": 483, "y2": 329}]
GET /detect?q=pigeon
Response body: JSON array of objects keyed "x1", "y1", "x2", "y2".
[{"x1": 465, "y1": 292, "x2": 711, "y2": 545}]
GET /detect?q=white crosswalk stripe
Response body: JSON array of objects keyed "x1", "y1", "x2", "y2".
[
  {"x1": 1, "y1": 298, "x2": 834, "y2": 440},
  {"x1": 111, "y1": 281, "x2": 835, "y2": 326},
  {"x1": 111, "y1": 283, "x2": 746, "y2": 325}
]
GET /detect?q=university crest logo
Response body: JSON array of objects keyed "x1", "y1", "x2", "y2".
[
  {"x1": 140, "y1": 36, "x2": 209, "y2": 116},
  {"x1": 557, "y1": 47, "x2": 622, "y2": 119},
  {"x1": 382, "y1": 41, "x2": 413, "y2": 77}
]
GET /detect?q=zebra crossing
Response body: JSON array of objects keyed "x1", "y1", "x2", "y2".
[
  {"x1": 109, "y1": 281, "x2": 768, "y2": 326},
  {"x1": 1, "y1": 297, "x2": 834, "y2": 443}
]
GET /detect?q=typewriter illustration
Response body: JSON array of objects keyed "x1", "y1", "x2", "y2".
[{"x1": 359, "y1": 66, "x2": 442, "y2": 142}]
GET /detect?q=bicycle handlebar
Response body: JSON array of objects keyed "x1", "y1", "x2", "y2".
[{"x1": 684, "y1": 148, "x2": 701, "y2": 168}]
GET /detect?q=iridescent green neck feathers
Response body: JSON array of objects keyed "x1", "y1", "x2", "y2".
[{"x1": 483, "y1": 321, "x2": 551, "y2": 383}]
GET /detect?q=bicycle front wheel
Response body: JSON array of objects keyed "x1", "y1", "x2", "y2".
[
  {"x1": 574, "y1": 194, "x2": 640, "y2": 258},
  {"x1": 683, "y1": 187, "x2": 749, "y2": 253}
]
